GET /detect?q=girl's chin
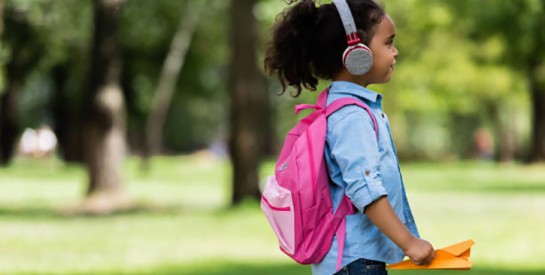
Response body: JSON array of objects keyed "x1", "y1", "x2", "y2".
[
  {"x1": 367, "y1": 70, "x2": 394, "y2": 85},
  {"x1": 381, "y1": 73, "x2": 393, "y2": 84},
  {"x1": 383, "y1": 70, "x2": 394, "y2": 80}
]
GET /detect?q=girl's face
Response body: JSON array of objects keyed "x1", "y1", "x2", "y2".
[{"x1": 366, "y1": 14, "x2": 398, "y2": 85}]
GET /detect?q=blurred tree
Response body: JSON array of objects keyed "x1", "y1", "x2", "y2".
[
  {"x1": 0, "y1": 0, "x2": 91, "y2": 163},
  {"x1": 48, "y1": 7, "x2": 91, "y2": 163},
  {"x1": 0, "y1": 2, "x2": 43, "y2": 165},
  {"x1": 0, "y1": 0, "x2": 2, "y2": 44},
  {"x1": 80, "y1": 0, "x2": 128, "y2": 213},
  {"x1": 119, "y1": 0, "x2": 183, "y2": 155},
  {"x1": 145, "y1": 1, "x2": 207, "y2": 156},
  {"x1": 446, "y1": 0, "x2": 545, "y2": 162},
  {"x1": 379, "y1": 0, "x2": 527, "y2": 162},
  {"x1": 229, "y1": 0, "x2": 267, "y2": 204},
  {"x1": 51, "y1": 60, "x2": 87, "y2": 163},
  {"x1": 120, "y1": 0, "x2": 229, "y2": 155}
]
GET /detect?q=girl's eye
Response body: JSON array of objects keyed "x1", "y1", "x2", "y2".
[{"x1": 386, "y1": 35, "x2": 395, "y2": 46}]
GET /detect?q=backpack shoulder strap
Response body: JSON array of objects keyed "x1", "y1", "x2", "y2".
[
  {"x1": 326, "y1": 97, "x2": 378, "y2": 139},
  {"x1": 326, "y1": 97, "x2": 378, "y2": 272}
]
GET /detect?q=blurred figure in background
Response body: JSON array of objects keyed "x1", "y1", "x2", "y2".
[
  {"x1": 473, "y1": 127, "x2": 494, "y2": 161},
  {"x1": 18, "y1": 125, "x2": 58, "y2": 158}
]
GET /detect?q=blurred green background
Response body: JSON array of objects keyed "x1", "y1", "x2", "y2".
[{"x1": 0, "y1": 0, "x2": 544, "y2": 274}]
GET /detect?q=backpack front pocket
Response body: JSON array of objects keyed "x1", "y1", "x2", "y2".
[{"x1": 261, "y1": 176, "x2": 295, "y2": 254}]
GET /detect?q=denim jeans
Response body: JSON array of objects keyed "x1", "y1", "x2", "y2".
[{"x1": 333, "y1": 258, "x2": 388, "y2": 275}]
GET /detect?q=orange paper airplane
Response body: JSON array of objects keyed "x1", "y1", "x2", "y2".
[{"x1": 388, "y1": 239, "x2": 474, "y2": 270}]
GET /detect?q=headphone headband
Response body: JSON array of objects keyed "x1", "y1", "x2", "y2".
[{"x1": 332, "y1": 0, "x2": 360, "y2": 45}]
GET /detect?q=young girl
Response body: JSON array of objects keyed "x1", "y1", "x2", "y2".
[{"x1": 264, "y1": 0, "x2": 435, "y2": 274}]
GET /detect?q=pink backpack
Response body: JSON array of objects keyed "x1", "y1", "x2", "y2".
[{"x1": 261, "y1": 88, "x2": 378, "y2": 271}]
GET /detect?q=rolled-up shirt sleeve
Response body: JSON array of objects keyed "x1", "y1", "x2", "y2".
[{"x1": 327, "y1": 107, "x2": 388, "y2": 213}]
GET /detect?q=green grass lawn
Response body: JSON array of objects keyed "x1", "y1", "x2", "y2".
[{"x1": 1, "y1": 156, "x2": 544, "y2": 274}]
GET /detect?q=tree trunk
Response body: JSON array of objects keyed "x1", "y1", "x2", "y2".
[
  {"x1": 51, "y1": 64, "x2": 84, "y2": 163},
  {"x1": 0, "y1": 2, "x2": 36, "y2": 166},
  {"x1": 487, "y1": 102, "x2": 515, "y2": 162},
  {"x1": 80, "y1": 0, "x2": 128, "y2": 214},
  {"x1": 528, "y1": 64, "x2": 545, "y2": 162},
  {"x1": 0, "y1": 0, "x2": 15, "y2": 165},
  {"x1": 228, "y1": 0, "x2": 266, "y2": 205},
  {"x1": 144, "y1": 1, "x2": 202, "y2": 157},
  {"x1": 0, "y1": 0, "x2": 3, "y2": 37},
  {"x1": 0, "y1": 83, "x2": 19, "y2": 165}
]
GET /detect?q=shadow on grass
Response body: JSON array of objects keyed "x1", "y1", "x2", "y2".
[
  {"x1": 413, "y1": 181, "x2": 545, "y2": 194},
  {"x1": 0, "y1": 198, "x2": 260, "y2": 220},
  {"x1": 96, "y1": 261, "x2": 545, "y2": 275},
  {"x1": 0, "y1": 206, "x2": 61, "y2": 218},
  {"x1": 476, "y1": 183, "x2": 545, "y2": 193},
  {"x1": 11, "y1": 261, "x2": 545, "y2": 275},
  {"x1": 142, "y1": 262, "x2": 309, "y2": 275},
  {"x1": 0, "y1": 202, "x2": 193, "y2": 219}
]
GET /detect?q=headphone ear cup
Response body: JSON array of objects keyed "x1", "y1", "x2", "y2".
[{"x1": 343, "y1": 44, "x2": 373, "y2": 75}]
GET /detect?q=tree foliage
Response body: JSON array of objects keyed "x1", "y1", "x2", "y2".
[
  {"x1": 383, "y1": 0, "x2": 529, "y2": 160},
  {"x1": 443, "y1": 0, "x2": 545, "y2": 161}
]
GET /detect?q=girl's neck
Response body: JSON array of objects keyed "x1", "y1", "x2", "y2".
[{"x1": 334, "y1": 70, "x2": 370, "y2": 87}]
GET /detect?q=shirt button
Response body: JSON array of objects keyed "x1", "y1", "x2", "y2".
[
  {"x1": 382, "y1": 113, "x2": 385, "y2": 118},
  {"x1": 364, "y1": 169, "x2": 370, "y2": 176}
]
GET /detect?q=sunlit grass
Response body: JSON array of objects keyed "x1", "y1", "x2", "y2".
[
  {"x1": 402, "y1": 161, "x2": 545, "y2": 193},
  {"x1": 0, "y1": 156, "x2": 544, "y2": 274}
]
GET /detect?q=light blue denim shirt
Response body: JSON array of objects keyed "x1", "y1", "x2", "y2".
[{"x1": 312, "y1": 81, "x2": 419, "y2": 275}]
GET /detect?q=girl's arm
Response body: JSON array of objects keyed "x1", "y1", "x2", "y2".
[
  {"x1": 326, "y1": 108, "x2": 435, "y2": 264},
  {"x1": 365, "y1": 196, "x2": 435, "y2": 265}
]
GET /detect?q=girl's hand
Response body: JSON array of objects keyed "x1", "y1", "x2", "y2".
[{"x1": 403, "y1": 238, "x2": 435, "y2": 265}]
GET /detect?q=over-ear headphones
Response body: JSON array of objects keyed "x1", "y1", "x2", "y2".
[{"x1": 332, "y1": 0, "x2": 373, "y2": 75}]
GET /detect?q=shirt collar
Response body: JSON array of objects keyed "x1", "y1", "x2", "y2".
[{"x1": 329, "y1": 81, "x2": 383, "y2": 103}]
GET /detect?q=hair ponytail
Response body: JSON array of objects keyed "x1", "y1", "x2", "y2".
[{"x1": 264, "y1": 0, "x2": 320, "y2": 96}]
